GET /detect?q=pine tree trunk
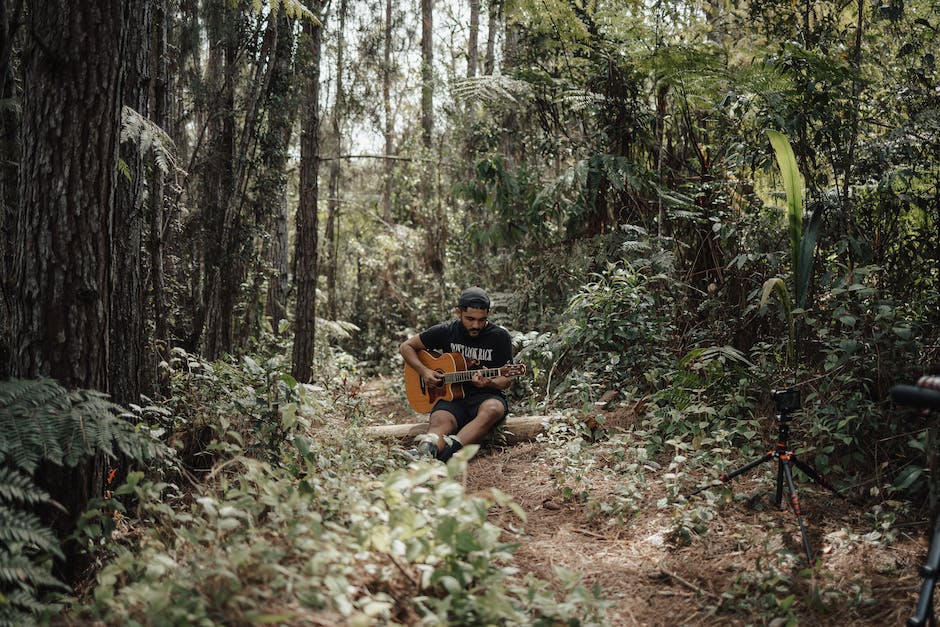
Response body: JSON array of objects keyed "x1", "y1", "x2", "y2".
[
  {"x1": 468, "y1": 0, "x2": 479, "y2": 78},
  {"x1": 12, "y1": 0, "x2": 125, "y2": 582},
  {"x1": 13, "y1": 1, "x2": 124, "y2": 388},
  {"x1": 382, "y1": 0, "x2": 394, "y2": 223},
  {"x1": 0, "y1": 0, "x2": 22, "y2": 379},
  {"x1": 325, "y1": 0, "x2": 348, "y2": 321},
  {"x1": 112, "y1": 0, "x2": 153, "y2": 405},
  {"x1": 292, "y1": 7, "x2": 323, "y2": 382},
  {"x1": 199, "y1": 0, "x2": 237, "y2": 360},
  {"x1": 484, "y1": 1, "x2": 497, "y2": 75},
  {"x1": 419, "y1": 0, "x2": 444, "y2": 282},
  {"x1": 263, "y1": 13, "x2": 297, "y2": 335},
  {"x1": 150, "y1": 0, "x2": 170, "y2": 396},
  {"x1": 420, "y1": 0, "x2": 433, "y2": 148}
]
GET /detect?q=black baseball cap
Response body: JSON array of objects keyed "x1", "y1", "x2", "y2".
[{"x1": 458, "y1": 287, "x2": 491, "y2": 310}]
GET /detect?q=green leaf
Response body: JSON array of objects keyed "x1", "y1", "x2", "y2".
[
  {"x1": 894, "y1": 466, "x2": 923, "y2": 491},
  {"x1": 795, "y1": 207, "x2": 822, "y2": 309},
  {"x1": 767, "y1": 130, "x2": 804, "y2": 275},
  {"x1": 760, "y1": 277, "x2": 791, "y2": 311}
]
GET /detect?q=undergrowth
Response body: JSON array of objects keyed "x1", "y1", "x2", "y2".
[
  {"x1": 71, "y1": 348, "x2": 610, "y2": 625},
  {"x1": 0, "y1": 379, "x2": 168, "y2": 626}
]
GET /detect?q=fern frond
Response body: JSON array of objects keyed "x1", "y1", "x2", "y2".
[
  {"x1": 0, "y1": 506, "x2": 63, "y2": 559},
  {"x1": 0, "y1": 587, "x2": 66, "y2": 625},
  {"x1": 0, "y1": 467, "x2": 59, "y2": 509},
  {"x1": 0, "y1": 379, "x2": 167, "y2": 474},
  {"x1": 272, "y1": 0, "x2": 316, "y2": 21},
  {"x1": 0, "y1": 380, "x2": 70, "y2": 473},
  {"x1": 120, "y1": 105, "x2": 182, "y2": 175},
  {"x1": 452, "y1": 75, "x2": 533, "y2": 104},
  {"x1": 0, "y1": 379, "x2": 64, "y2": 409},
  {"x1": 0, "y1": 549, "x2": 66, "y2": 590},
  {"x1": 557, "y1": 88, "x2": 604, "y2": 112}
]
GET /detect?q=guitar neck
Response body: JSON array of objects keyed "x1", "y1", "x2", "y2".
[{"x1": 443, "y1": 367, "x2": 503, "y2": 384}]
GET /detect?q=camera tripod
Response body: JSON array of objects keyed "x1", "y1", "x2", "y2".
[
  {"x1": 890, "y1": 379, "x2": 940, "y2": 626},
  {"x1": 907, "y1": 513, "x2": 940, "y2": 627},
  {"x1": 688, "y1": 406, "x2": 843, "y2": 562}
]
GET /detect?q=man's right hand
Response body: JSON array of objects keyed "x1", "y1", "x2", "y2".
[{"x1": 423, "y1": 368, "x2": 444, "y2": 386}]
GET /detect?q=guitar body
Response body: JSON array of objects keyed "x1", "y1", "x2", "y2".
[{"x1": 404, "y1": 350, "x2": 467, "y2": 413}]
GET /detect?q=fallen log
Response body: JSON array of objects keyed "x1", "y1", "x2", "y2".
[{"x1": 366, "y1": 415, "x2": 554, "y2": 444}]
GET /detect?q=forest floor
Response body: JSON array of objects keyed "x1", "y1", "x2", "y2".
[{"x1": 360, "y1": 377, "x2": 931, "y2": 626}]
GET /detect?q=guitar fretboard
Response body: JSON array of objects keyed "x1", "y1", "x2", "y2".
[{"x1": 443, "y1": 368, "x2": 502, "y2": 384}]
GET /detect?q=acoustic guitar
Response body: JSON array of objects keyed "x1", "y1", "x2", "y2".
[{"x1": 404, "y1": 350, "x2": 527, "y2": 413}]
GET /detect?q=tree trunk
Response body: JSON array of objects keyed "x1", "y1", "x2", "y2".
[
  {"x1": 263, "y1": 13, "x2": 297, "y2": 335},
  {"x1": 467, "y1": 0, "x2": 479, "y2": 78},
  {"x1": 0, "y1": 0, "x2": 23, "y2": 379},
  {"x1": 150, "y1": 0, "x2": 170, "y2": 396},
  {"x1": 13, "y1": 0, "x2": 125, "y2": 582},
  {"x1": 420, "y1": 0, "x2": 444, "y2": 281},
  {"x1": 231, "y1": 17, "x2": 284, "y2": 348},
  {"x1": 203, "y1": 9, "x2": 280, "y2": 358},
  {"x1": 325, "y1": 0, "x2": 348, "y2": 321},
  {"x1": 292, "y1": 6, "x2": 323, "y2": 382},
  {"x1": 112, "y1": 0, "x2": 153, "y2": 405},
  {"x1": 420, "y1": 0, "x2": 433, "y2": 148},
  {"x1": 484, "y1": 0, "x2": 496, "y2": 75},
  {"x1": 382, "y1": 0, "x2": 394, "y2": 223},
  {"x1": 13, "y1": 1, "x2": 123, "y2": 388},
  {"x1": 199, "y1": 0, "x2": 238, "y2": 360}
]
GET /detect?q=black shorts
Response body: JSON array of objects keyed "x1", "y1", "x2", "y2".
[{"x1": 431, "y1": 393, "x2": 509, "y2": 430}]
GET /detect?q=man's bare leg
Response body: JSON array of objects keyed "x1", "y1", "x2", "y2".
[
  {"x1": 428, "y1": 409, "x2": 458, "y2": 451},
  {"x1": 455, "y1": 398, "x2": 506, "y2": 446}
]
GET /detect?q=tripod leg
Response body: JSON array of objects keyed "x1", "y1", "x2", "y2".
[
  {"x1": 906, "y1": 515, "x2": 940, "y2": 627},
  {"x1": 775, "y1": 459, "x2": 784, "y2": 507},
  {"x1": 791, "y1": 457, "x2": 843, "y2": 499},
  {"x1": 781, "y1": 458, "x2": 813, "y2": 562},
  {"x1": 688, "y1": 453, "x2": 773, "y2": 497}
]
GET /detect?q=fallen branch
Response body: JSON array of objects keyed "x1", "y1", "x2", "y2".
[{"x1": 365, "y1": 415, "x2": 554, "y2": 444}]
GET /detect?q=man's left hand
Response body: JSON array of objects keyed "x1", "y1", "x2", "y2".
[{"x1": 471, "y1": 371, "x2": 490, "y2": 388}]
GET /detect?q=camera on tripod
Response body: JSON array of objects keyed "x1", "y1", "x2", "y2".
[{"x1": 771, "y1": 388, "x2": 801, "y2": 414}]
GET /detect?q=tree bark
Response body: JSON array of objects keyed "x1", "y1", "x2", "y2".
[
  {"x1": 263, "y1": 13, "x2": 297, "y2": 335},
  {"x1": 150, "y1": 0, "x2": 170, "y2": 396},
  {"x1": 420, "y1": 0, "x2": 433, "y2": 148},
  {"x1": 112, "y1": 0, "x2": 153, "y2": 405},
  {"x1": 419, "y1": 0, "x2": 444, "y2": 282},
  {"x1": 292, "y1": 6, "x2": 323, "y2": 382},
  {"x1": 0, "y1": 0, "x2": 23, "y2": 379},
  {"x1": 325, "y1": 0, "x2": 348, "y2": 321},
  {"x1": 12, "y1": 1, "x2": 124, "y2": 388},
  {"x1": 199, "y1": 0, "x2": 238, "y2": 360},
  {"x1": 382, "y1": 0, "x2": 395, "y2": 223},
  {"x1": 467, "y1": 0, "x2": 480, "y2": 78},
  {"x1": 484, "y1": 0, "x2": 496, "y2": 75},
  {"x1": 13, "y1": 0, "x2": 125, "y2": 582}
]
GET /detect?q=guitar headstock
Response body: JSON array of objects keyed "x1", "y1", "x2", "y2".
[{"x1": 500, "y1": 363, "x2": 527, "y2": 377}]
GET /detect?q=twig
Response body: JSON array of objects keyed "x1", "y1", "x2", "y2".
[
  {"x1": 386, "y1": 552, "x2": 419, "y2": 589},
  {"x1": 574, "y1": 527, "x2": 608, "y2": 540},
  {"x1": 659, "y1": 567, "x2": 718, "y2": 599}
]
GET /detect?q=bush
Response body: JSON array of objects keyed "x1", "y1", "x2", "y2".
[{"x1": 0, "y1": 378, "x2": 167, "y2": 626}]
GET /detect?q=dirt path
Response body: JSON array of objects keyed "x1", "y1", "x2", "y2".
[{"x1": 361, "y1": 379, "x2": 928, "y2": 625}]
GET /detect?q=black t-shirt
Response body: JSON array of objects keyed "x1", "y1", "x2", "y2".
[{"x1": 419, "y1": 319, "x2": 513, "y2": 398}]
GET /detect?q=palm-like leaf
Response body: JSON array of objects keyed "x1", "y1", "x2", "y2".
[{"x1": 767, "y1": 129, "x2": 820, "y2": 311}]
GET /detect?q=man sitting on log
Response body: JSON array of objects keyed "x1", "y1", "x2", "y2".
[{"x1": 399, "y1": 287, "x2": 516, "y2": 462}]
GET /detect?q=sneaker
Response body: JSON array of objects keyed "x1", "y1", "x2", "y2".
[
  {"x1": 436, "y1": 435, "x2": 463, "y2": 462},
  {"x1": 405, "y1": 439, "x2": 438, "y2": 461}
]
